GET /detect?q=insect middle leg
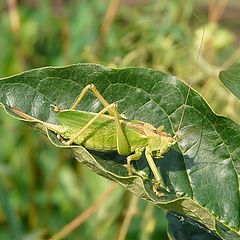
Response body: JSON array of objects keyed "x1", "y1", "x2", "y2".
[{"x1": 126, "y1": 149, "x2": 143, "y2": 175}]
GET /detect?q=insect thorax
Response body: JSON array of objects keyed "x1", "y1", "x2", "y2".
[{"x1": 147, "y1": 134, "x2": 175, "y2": 158}]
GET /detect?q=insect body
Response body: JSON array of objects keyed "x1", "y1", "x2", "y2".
[{"x1": 55, "y1": 84, "x2": 177, "y2": 196}]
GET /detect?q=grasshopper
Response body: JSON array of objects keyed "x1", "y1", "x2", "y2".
[
  {"x1": 55, "y1": 84, "x2": 177, "y2": 196},
  {"x1": 11, "y1": 83, "x2": 177, "y2": 197}
]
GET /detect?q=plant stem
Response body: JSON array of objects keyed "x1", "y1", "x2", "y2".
[
  {"x1": 116, "y1": 195, "x2": 138, "y2": 240},
  {"x1": 49, "y1": 183, "x2": 118, "y2": 240}
]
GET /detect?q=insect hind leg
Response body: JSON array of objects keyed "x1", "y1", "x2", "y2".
[
  {"x1": 64, "y1": 102, "x2": 130, "y2": 156},
  {"x1": 70, "y1": 84, "x2": 116, "y2": 117},
  {"x1": 65, "y1": 103, "x2": 117, "y2": 145},
  {"x1": 68, "y1": 84, "x2": 130, "y2": 154}
]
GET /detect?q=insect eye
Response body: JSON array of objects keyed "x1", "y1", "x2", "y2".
[{"x1": 168, "y1": 142, "x2": 172, "y2": 147}]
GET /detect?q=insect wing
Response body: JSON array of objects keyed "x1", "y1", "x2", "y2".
[{"x1": 57, "y1": 110, "x2": 117, "y2": 151}]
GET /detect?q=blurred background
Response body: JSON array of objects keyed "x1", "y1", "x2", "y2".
[{"x1": 0, "y1": 0, "x2": 240, "y2": 239}]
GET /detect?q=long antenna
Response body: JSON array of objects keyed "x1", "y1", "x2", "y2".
[{"x1": 176, "y1": 26, "x2": 205, "y2": 134}]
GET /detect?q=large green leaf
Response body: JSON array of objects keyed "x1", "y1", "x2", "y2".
[
  {"x1": 0, "y1": 64, "x2": 239, "y2": 238},
  {"x1": 219, "y1": 63, "x2": 240, "y2": 99}
]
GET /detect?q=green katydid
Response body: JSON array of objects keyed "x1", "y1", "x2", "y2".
[{"x1": 11, "y1": 83, "x2": 177, "y2": 197}]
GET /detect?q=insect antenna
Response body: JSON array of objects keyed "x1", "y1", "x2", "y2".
[{"x1": 175, "y1": 23, "x2": 206, "y2": 139}]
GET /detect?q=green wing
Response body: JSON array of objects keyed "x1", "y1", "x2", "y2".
[
  {"x1": 57, "y1": 110, "x2": 117, "y2": 150},
  {"x1": 57, "y1": 110, "x2": 147, "y2": 152}
]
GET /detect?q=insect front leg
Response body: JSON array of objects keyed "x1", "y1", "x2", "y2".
[{"x1": 145, "y1": 147, "x2": 166, "y2": 197}]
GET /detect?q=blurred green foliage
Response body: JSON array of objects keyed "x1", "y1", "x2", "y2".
[{"x1": 0, "y1": 0, "x2": 240, "y2": 239}]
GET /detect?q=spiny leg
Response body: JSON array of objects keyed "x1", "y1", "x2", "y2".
[
  {"x1": 145, "y1": 147, "x2": 166, "y2": 197},
  {"x1": 126, "y1": 149, "x2": 143, "y2": 175}
]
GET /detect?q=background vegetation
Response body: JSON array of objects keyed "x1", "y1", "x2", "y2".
[{"x1": 0, "y1": 0, "x2": 240, "y2": 239}]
